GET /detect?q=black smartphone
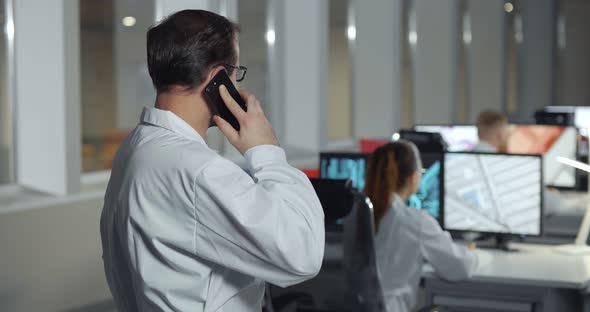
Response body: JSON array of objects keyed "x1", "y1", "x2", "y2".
[{"x1": 203, "y1": 70, "x2": 247, "y2": 131}]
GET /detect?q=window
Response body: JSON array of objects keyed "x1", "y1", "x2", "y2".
[
  {"x1": 401, "y1": 0, "x2": 416, "y2": 128},
  {"x1": 79, "y1": 0, "x2": 155, "y2": 172},
  {"x1": 554, "y1": 0, "x2": 590, "y2": 107},
  {"x1": 327, "y1": 0, "x2": 353, "y2": 141},
  {"x1": 505, "y1": 0, "x2": 520, "y2": 116},
  {"x1": 0, "y1": 0, "x2": 14, "y2": 184},
  {"x1": 456, "y1": 0, "x2": 469, "y2": 124},
  {"x1": 237, "y1": 0, "x2": 269, "y2": 111}
]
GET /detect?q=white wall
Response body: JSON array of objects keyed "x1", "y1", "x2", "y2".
[
  {"x1": 0, "y1": 197, "x2": 110, "y2": 312},
  {"x1": 15, "y1": 0, "x2": 80, "y2": 195},
  {"x1": 517, "y1": 0, "x2": 555, "y2": 122},
  {"x1": 353, "y1": 0, "x2": 402, "y2": 138},
  {"x1": 328, "y1": 27, "x2": 352, "y2": 141},
  {"x1": 467, "y1": 0, "x2": 505, "y2": 123},
  {"x1": 413, "y1": 0, "x2": 459, "y2": 125},
  {"x1": 282, "y1": 0, "x2": 328, "y2": 152},
  {"x1": 556, "y1": 0, "x2": 590, "y2": 106},
  {"x1": 156, "y1": 0, "x2": 209, "y2": 20}
]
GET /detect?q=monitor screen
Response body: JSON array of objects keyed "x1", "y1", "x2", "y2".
[
  {"x1": 444, "y1": 152, "x2": 542, "y2": 236},
  {"x1": 415, "y1": 125, "x2": 478, "y2": 151},
  {"x1": 575, "y1": 107, "x2": 590, "y2": 129},
  {"x1": 319, "y1": 153, "x2": 369, "y2": 191},
  {"x1": 408, "y1": 152, "x2": 442, "y2": 219},
  {"x1": 546, "y1": 106, "x2": 590, "y2": 128},
  {"x1": 507, "y1": 125, "x2": 577, "y2": 188}
]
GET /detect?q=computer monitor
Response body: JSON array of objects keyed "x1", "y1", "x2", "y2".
[
  {"x1": 399, "y1": 130, "x2": 445, "y2": 221},
  {"x1": 408, "y1": 152, "x2": 442, "y2": 220},
  {"x1": 541, "y1": 107, "x2": 589, "y2": 190},
  {"x1": 309, "y1": 178, "x2": 355, "y2": 231},
  {"x1": 575, "y1": 107, "x2": 590, "y2": 129},
  {"x1": 319, "y1": 153, "x2": 369, "y2": 192},
  {"x1": 444, "y1": 152, "x2": 543, "y2": 237},
  {"x1": 545, "y1": 106, "x2": 590, "y2": 129},
  {"x1": 507, "y1": 125, "x2": 577, "y2": 188},
  {"x1": 415, "y1": 125, "x2": 478, "y2": 151},
  {"x1": 534, "y1": 110, "x2": 575, "y2": 126}
]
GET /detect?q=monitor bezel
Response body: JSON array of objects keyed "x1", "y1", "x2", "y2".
[{"x1": 442, "y1": 151, "x2": 544, "y2": 238}]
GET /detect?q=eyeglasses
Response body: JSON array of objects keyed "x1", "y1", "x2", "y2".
[{"x1": 218, "y1": 63, "x2": 248, "y2": 82}]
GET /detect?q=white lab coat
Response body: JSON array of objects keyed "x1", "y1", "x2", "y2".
[
  {"x1": 374, "y1": 194, "x2": 478, "y2": 312},
  {"x1": 100, "y1": 107, "x2": 325, "y2": 312}
]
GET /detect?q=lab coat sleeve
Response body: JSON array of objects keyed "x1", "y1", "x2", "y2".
[
  {"x1": 192, "y1": 145, "x2": 325, "y2": 287},
  {"x1": 420, "y1": 215, "x2": 478, "y2": 281}
]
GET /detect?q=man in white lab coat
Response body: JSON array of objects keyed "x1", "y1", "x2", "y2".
[
  {"x1": 473, "y1": 110, "x2": 510, "y2": 153},
  {"x1": 100, "y1": 10, "x2": 325, "y2": 312}
]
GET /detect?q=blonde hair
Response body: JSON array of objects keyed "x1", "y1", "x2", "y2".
[{"x1": 477, "y1": 111, "x2": 508, "y2": 140}]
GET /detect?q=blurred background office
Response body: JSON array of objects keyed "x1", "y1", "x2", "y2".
[{"x1": 1, "y1": 0, "x2": 590, "y2": 311}]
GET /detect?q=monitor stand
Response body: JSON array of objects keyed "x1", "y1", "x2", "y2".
[{"x1": 477, "y1": 234, "x2": 519, "y2": 252}]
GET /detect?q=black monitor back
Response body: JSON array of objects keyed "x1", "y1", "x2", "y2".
[
  {"x1": 534, "y1": 110, "x2": 575, "y2": 126},
  {"x1": 310, "y1": 178, "x2": 355, "y2": 232},
  {"x1": 399, "y1": 129, "x2": 446, "y2": 152}
]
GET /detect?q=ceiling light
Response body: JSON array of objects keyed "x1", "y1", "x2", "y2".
[
  {"x1": 122, "y1": 16, "x2": 137, "y2": 27},
  {"x1": 266, "y1": 29, "x2": 276, "y2": 45},
  {"x1": 504, "y1": 3, "x2": 514, "y2": 13},
  {"x1": 408, "y1": 31, "x2": 417, "y2": 46},
  {"x1": 347, "y1": 25, "x2": 356, "y2": 41}
]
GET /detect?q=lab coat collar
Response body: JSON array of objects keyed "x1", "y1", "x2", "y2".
[
  {"x1": 140, "y1": 107, "x2": 208, "y2": 146},
  {"x1": 392, "y1": 193, "x2": 406, "y2": 209}
]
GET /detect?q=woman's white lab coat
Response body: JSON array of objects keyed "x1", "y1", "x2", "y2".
[{"x1": 374, "y1": 194, "x2": 478, "y2": 312}]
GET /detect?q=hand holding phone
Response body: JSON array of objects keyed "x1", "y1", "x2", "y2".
[
  {"x1": 212, "y1": 85, "x2": 279, "y2": 154},
  {"x1": 204, "y1": 70, "x2": 247, "y2": 131}
]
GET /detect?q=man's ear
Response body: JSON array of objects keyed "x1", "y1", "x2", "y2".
[{"x1": 206, "y1": 65, "x2": 226, "y2": 83}]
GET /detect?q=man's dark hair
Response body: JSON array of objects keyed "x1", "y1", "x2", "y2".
[{"x1": 147, "y1": 10, "x2": 239, "y2": 93}]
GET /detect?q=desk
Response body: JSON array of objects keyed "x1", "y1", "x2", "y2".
[
  {"x1": 291, "y1": 240, "x2": 590, "y2": 311},
  {"x1": 322, "y1": 241, "x2": 590, "y2": 311},
  {"x1": 422, "y1": 243, "x2": 590, "y2": 312}
]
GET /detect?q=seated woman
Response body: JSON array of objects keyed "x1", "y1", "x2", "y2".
[{"x1": 365, "y1": 140, "x2": 478, "y2": 312}]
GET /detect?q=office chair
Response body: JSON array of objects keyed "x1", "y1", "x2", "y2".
[
  {"x1": 342, "y1": 191, "x2": 387, "y2": 312},
  {"x1": 264, "y1": 283, "x2": 340, "y2": 312},
  {"x1": 342, "y1": 190, "x2": 449, "y2": 312},
  {"x1": 265, "y1": 180, "x2": 358, "y2": 312}
]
